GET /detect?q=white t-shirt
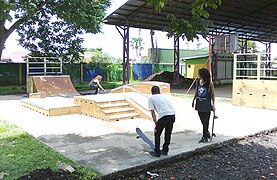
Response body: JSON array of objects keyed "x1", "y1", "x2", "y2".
[{"x1": 148, "y1": 94, "x2": 175, "y2": 120}]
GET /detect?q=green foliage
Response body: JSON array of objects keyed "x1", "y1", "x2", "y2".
[
  {"x1": 147, "y1": 0, "x2": 221, "y2": 41},
  {"x1": 0, "y1": 119, "x2": 100, "y2": 179},
  {"x1": 0, "y1": 1, "x2": 15, "y2": 21},
  {"x1": 130, "y1": 37, "x2": 144, "y2": 57},
  {"x1": 0, "y1": 85, "x2": 25, "y2": 95},
  {"x1": 246, "y1": 41, "x2": 259, "y2": 53},
  {"x1": 146, "y1": 0, "x2": 166, "y2": 12},
  {"x1": 102, "y1": 63, "x2": 123, "y2": 82},
  {"x1": 86, "y1": 48, "x2": 123, "y2": 82},
  {"x1": 0, "y1": 0, "x2": 111, "y2": 62}
]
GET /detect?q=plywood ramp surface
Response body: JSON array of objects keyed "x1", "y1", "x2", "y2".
[
  {"x1": 32, "y1": 75, "x2": 80, "y2": 97},
  {"x1": 232, "y1": 80, "x2": 277, "y2": 110}
]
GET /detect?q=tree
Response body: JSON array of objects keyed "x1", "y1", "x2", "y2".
[
  {"x1": 86, "y1": 48, "x2": 123, "y2": 82},
  {"x1": 247, "y1": 41, "x2": 258, "y2": 53},
  {"x1": 147, "y1": 0, "x2": 221, "y2": 41},
  {"x1": 0, "y1": 0, "x2": 110, "y2": 62},
  {"x1": 130, "y1": 37, "x2": 144, "y2": 60}
]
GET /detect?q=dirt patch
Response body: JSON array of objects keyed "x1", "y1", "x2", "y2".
[
  {"x1": 145, "y1": 71, "x2": 193, "y2": 88},
  {"x1": 103, "y1": 129, "x2": 277, "y2": 180},
  {"x1": 18, "y1": 167, "x2": 78, "y2": 180}
]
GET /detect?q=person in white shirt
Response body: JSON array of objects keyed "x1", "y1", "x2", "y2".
[{"x1": 148, "y1": 85, "x2": 175, "y2": 157}]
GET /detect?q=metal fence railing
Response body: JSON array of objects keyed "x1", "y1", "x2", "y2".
[
  {"x1": 26, "y1": 57, "x2": 62, "y2": 76},
  {"x1": 234, "y1": 53, "x2": 277, "y2": 80}
]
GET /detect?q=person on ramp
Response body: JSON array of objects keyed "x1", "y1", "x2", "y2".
[
  {"x1": 88, "y1": 75, "x2": 106, "y2": 94},
  {"x1": 148, "y1": 85, "x2": 175, "y2": 157},
  {"x1": 192, "y1": 68, "x2": 215, "y2": 143}
]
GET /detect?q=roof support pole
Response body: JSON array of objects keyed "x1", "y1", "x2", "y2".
[
  {"x1": 173, "y1": 36, "x2": 180, "y2": 84},
  {"x1": 208, "y1": 35, "x2": 212, "y2": 76},
  {"x1": 150, "y1": 30, "x2": 155, "y2": 75},
  {"x1": 265, "y1": 42, "x2": 271, "y2": 76},
  {"x1": 116, "y1": 25, "x2": 130, "y2": 84}
]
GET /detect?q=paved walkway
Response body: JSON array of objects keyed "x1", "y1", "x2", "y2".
[{"x1": 0, "y1": 93, "x2": 276, "y2": 175}]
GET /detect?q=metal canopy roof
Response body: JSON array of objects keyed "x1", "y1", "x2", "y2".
[{"x1": 105, "y1": 0, "x2": 277, "y2": 43}]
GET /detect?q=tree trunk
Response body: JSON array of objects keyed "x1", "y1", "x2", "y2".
[
  {"x1": 0, "y1": 21, "x2": 8, "y2": 60},
  {"x1": 0, "y1": 19, "x2": 21, "y2": 60},
  {"x1": 0, "y1": 34, "x2": 8, "y2": 60}
]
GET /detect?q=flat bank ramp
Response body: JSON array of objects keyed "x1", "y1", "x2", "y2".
[{"x1": 32, "y1": 75, "x2": 80, "y2": 97}]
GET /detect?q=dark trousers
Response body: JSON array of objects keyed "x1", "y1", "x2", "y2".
[
  {"x1": 198, "y1": 111, "x2": 211, "y2": 138},
  {"x1": 91, "y1": 85, "x2": 99, "y2": 94},
  {"x1": 154, "y1": 115, "x2": 175, "y2": 154}
]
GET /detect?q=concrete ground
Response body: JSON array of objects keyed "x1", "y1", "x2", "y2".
[{"x1": 0, "y1": 86, "x2": 276, "y2": 175}]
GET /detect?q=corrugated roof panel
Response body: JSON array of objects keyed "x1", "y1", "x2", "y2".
[{"x1": 105, "y1": 0, "x2": 277, "y2": 42}]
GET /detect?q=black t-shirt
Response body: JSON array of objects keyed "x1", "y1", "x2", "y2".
[{"x1": 195, "y1": 80, "x2": 212, "y2": 112}]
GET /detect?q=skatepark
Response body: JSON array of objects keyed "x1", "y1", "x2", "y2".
[{"x1": 0, "y1": 76, "x2": 276, "y2": 175}]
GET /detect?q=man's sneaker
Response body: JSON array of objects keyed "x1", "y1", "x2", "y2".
[
  {"x1": 160, "y1": 150, "x2": 168, "y2": 156},
  {"x1": 149, "y1": 151, "x2": 160, "y2": 157},
  {"x1": 198, "y1": 137, "x2": 208, "y2": 143}
]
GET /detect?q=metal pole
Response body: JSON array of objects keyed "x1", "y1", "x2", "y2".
[
  {"x1": 114, "y1": 14, "x2": 130, "y2": 84},
  {"x1": 173, "y1": 36, "x2": 180, "y2": 84},
  {"x1": 44, "y1": 57, "x2": 47, "y2": 76}
]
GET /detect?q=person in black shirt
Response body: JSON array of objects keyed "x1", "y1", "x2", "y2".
[
  {"x1": 88, "y1": 75, "x2": 106, "y2": 94},
  {"x1": 192, "y1": 68, "x2": 215, "y2": 143}
]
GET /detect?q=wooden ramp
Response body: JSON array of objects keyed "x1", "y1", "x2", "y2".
[
  {"x1": 22, "y1": 81, "x2": 160, "y2": 120},
  {"x1": 111, "y1": 81, "x2": 170, "y2": 94},
  {"x1": 21, "y1": 93, "x2": 150, "y2": 121},
  {"x1": 28, "y1": 75, "x2": 80, "y2": 97},
  {"x1": 74, "y1": 93, "x2": 150, "y2": 121},
  {"x1": 21, "y1": 97, "x2": 81, "y2": 116}
]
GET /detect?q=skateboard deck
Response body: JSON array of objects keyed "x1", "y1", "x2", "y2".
[
  {"x1": 136, "y1": 128, "x2": 155, "y2": 151},
  {"x1": 210, "y1": 110, "x2": 218, "y2": 141}
]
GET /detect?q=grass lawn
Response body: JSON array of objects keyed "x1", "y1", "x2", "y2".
[
  {"x1": 0, "y1": 86, "x2": 26, "y2": 95},
  {"x1": 0, "y1": 119, "x2": 100, "y2": 179}
]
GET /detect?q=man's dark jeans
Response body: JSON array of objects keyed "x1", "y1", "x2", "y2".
[{"x1": 154, "y1": 115, "x2": 175, "y2": 154}]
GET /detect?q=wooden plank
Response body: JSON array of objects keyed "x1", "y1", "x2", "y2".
[
  {"x1": 98, "y1": 102, "x2": 130, "y2": 109},
  {"x1": 49, "y1": 106, "x2": 81, "y2": 116},
  {"x1": 102, "y1": 108, "x2": 135, "y2": 114},
  {"x1": 21, "y1": 101, "x2": 81, "y2": 116},
  {"x1": 29, "y1": 92, "x2": 47, "y2": 98},
  {"x1": 233, "y1": 80, "x2": 277, "y2": 110},
  {"x1": 22, "y1": 101, "x2": 50, "y2": 116},
  {"x1": 107, "y1": 113, "x2": 140, "y2": 121}
]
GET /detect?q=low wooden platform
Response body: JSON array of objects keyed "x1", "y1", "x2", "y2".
[
  {"x1": 21, "y1": 97, "x2": 80, "y2": 116},
  {"x1": 111, "y1": 81, "x2": 170, "y2": 94}
]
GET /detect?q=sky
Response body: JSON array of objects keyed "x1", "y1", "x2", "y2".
[{"x1": 3, "y1": 0, "x2": 277, "y2": 59}]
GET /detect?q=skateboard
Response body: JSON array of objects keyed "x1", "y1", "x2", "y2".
[
  {"x1": 210, "y1": 110, "x2": 218, "y2": 141},
  {"x1": 136, "y1": 127, "x2": 155, "y2": 151}
]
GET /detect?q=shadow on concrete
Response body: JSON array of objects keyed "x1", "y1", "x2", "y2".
[{"x1": 37, "y1": 129, "x2": 233, "y2": 175}]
